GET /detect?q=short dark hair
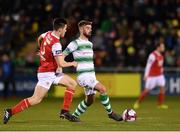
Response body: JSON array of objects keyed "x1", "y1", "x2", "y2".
[
  {"x1": 53, "y1": 18, "x2": 67, "y2": 31},
  {"x1": 78, "y1": 20, "x2": 92, "y2": 28},
  {"x1": 155, "y1": 41, "x2": 164, "y2": 48}
]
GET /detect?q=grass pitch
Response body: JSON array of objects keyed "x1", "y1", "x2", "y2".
[{"x1": 0, "y1": 96, "x2": 180, "y2": 131}]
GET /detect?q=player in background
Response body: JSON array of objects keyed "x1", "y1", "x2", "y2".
[
  {"x1": 3, "y1": 18, "x2": 78, "y2": 124},
  {"x1": 62, "y1": 20, "x2": 123, "y2": 122},
  {"x1": 133, "y1": 42, "x2": 168, "y2": 109}
]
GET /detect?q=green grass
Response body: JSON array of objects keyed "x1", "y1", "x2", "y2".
[{"x1": 0, "y1": 96, "x2": 180, "y2": 131}]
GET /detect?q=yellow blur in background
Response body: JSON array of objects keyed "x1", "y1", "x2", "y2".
[{"x1": 53, "y1": 73, "x2": 141, "y2": 98}]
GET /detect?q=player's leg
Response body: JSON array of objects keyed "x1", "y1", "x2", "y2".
[
  {"x1": 54, "y1": 74, "x2": 78, "y2": 121},
  {"x1": 133, "y1": 88, "x2": 150, "y2": 109},
  {"x1": 133, "y1": 77, "x2": 155, "y2": 109},
  {"x1": 72, "y1": 94, "x2": 95, "y2": 119},
  {"x1": 58, "y1": 74, "x2": 77, "y2": 112},
  {"x1": 94, "y1": 82, "x2": 123, "y2": 121},
  {"x1": 94, "y1": 82, "x2": 112, "y2": 114},
  {"x1": 157, "y1": 86, "x2": 168, "y2": 109},
  {"x1": 3, "y1": 72, "x2": 53, "y2": 124},
  {"x1": 3, "y1": 85, "x2": 48, "y2": 124},
  {"x1": 27, "y1": 85, "x2": 48, "y2": 105},
  {"x1": 70, "y1": 74, "x2": 97, "y2": 122},
  {"x1": 157, "y1": 76, "x2": 168, "y2": 109}
]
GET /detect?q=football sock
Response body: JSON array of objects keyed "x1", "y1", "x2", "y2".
[
  {"x1": 100, "y1": 94, "x2": 113, "y2": 114},
  {"x1": 11, "y1": 99, "x2": 31, "y2": 115},
  {"x1": 158, "y1": 92, "x2": 165, "y2": 105},
  {"x1": 62, "y1": 88, "x2": 75, "y2": 111},
  {"x1": 137, "y1": 90, "x2": 149, "y2": 103},
  {"x1": 72, "y1": 100, "x2": 88, "y2": 117}
]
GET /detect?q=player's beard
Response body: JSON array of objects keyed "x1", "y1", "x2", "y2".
[
  {"x1": 60, "y1": 32, "x2": 65, "y2": 38},
  {"x1": 160, "y1": 51, "x2": 165, "y2": 55},
  {"x1": 83, "y1": 31, "x2": 91, "y2": 38},
  {"x1": 159, "y1": 48, "x2": 165, "y2": 54}
]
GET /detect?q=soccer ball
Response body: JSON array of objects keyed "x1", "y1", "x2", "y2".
[{"x1": 122, "y1": 109, "x2": 137, "y2": 122}]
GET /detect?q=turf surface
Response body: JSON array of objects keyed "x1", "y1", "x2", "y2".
[{"x1": 0, "y1": 96, "x2": 180, "y2": 131}]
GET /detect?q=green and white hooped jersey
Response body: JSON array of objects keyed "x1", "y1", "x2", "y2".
[{"x1": 63, "y1": 38, "x2": 95, "y2": 76}]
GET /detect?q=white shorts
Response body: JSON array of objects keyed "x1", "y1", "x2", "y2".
[
  {"x1": 77, "y1": 73, "x2": 99, "y2": 95},
  {"x1": 37, "y1": 72, "x2": 64, "y2": 90},
  {"x1": 145, "y1": 75, "x2": 166, "y2": 90}
]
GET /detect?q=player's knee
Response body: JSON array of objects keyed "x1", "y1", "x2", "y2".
[
  {"x1": 95, "y1": 83, "x2": 107, "y2": 94},
  {"x1": 69, "y1": 80, "x2": 77, "y2": 90},
  {"x1": 72, "y1": 80, "x2": 77, "y2": 88},
  {"x1": 29, "y1": 96, "x2": 43, "y2": 105},
  {"x1": 99, "y1": 86, "x2": 107, "y2": 94},
  {"x1": 86, "y1": 95, "x2": 95, "y2": 106}
]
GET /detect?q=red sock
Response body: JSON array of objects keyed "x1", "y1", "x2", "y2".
[
  {"x1": 11, "y1": 99, "x2": 31, "y2": 115},
  {"x1": 138, "y1": 90, "x2": 149, "y2": 103},
  {"x1": 62, "y1": 88, "x2": 74, "y2": 111},
  {"x1": 158, "y1": 92, "x2": 165, "y2": 105}
]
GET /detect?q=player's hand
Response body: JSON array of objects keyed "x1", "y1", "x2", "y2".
[
  {"x1": 71, "y1": 61, "x2": 78, "y2": 67},
  {"x1": 56, "y1": 67, "x2": 62, "y2": 73}
]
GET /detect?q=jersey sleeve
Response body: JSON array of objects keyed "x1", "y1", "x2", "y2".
[
  {"x1": 40, "y1": 32, "x2": 48, "y2": 38},
  {"x1": 63, "y1": 41, "x2": 78, "y2": 56},
  {"x1": 52, "y1": 43, "x2": 62, "y2": 56},
  {"x1": 144, "y1": 54, "x2": 156, "y2": 77}
]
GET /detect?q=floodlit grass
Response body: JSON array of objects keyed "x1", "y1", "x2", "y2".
[{"x1": 0, "y1": 96, "x2": 180, "y2": 131}]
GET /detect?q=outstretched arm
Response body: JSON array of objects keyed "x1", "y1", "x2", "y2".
[
  {"x1": 63, "y1": 41, "x2": 78, "y2": 57},
  {"x1": 53, "y1": 43, "x2": 77, "y2": 68},
  {"x1": 55, "y1": 55, "x2": 77, "y2": 68},
  {"x1": 144, "y1": 54, "x2": 155, "y2": 80}
]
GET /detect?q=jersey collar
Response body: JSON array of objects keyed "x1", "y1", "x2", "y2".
[{"x1": 51, "y1": 31, "x2": 60, "y2": 39}]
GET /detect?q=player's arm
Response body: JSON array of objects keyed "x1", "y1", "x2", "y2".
[
  {"x1": 36, "y1": 32, "x2": 48, "y2": 55},
  {"x1": 63, "y1": 41, "x2": 78, "y2": 57},
  {"x1": 144, "y1": 54, "x2": 156, "y2": 80},
  {"x1": 37, "y1": 32, "x2": 49, "y2": 47},
  {"x1": 53, "y1": 43, "x2": 77, "y2": 68},
  {"x1": 55, "y1": 55, "x2": 77, "y2": 67},
  {"x1": 37, "y1": 35, "x2": 43, "y2": 47}
]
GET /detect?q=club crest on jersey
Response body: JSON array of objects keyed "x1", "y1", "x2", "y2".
[{"x1": 55, "y1": 50, "x2": 62, "y2": 55}]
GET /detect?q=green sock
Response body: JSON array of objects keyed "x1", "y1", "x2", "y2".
[
  {"x1": 72, "y1": 100, "x2": 88, "y2": 117},
  {"x1": 100, "y1": 94, "x2": 113, "y2": 114}
]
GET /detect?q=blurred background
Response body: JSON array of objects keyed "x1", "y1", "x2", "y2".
[{"x1": 0, "y1": 0, "x2": 180, "y2": 98}]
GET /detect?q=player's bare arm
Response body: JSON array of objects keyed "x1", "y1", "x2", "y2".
[
  {"x1": 144, "y1": 54, "x2": 155, "y2": 81},
  {"x1": 37, "y1": 35, "x2": 44, "y2": 47},
  {"x1": 54, "y1": 55, "x2": 77, "y2": 68}
]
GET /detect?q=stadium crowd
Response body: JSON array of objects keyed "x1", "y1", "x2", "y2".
[{"x1": 0, "y1": 0, "x2": 180, "y2": 72}]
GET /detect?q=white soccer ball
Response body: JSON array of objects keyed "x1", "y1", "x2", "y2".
[{"x1": 122, "y1": 109, "x2": 137, "y2": 122}]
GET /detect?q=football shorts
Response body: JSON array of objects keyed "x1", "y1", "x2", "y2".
[
  {"x1": 77, "y1": 72, "x2": 99, "y2": 95},
  {"x1": 37, "y1": 72, "x2": 64, "y2": 90},
  {"x1": 145, "y1": 75, "x2": 166, "y2": 90}
]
